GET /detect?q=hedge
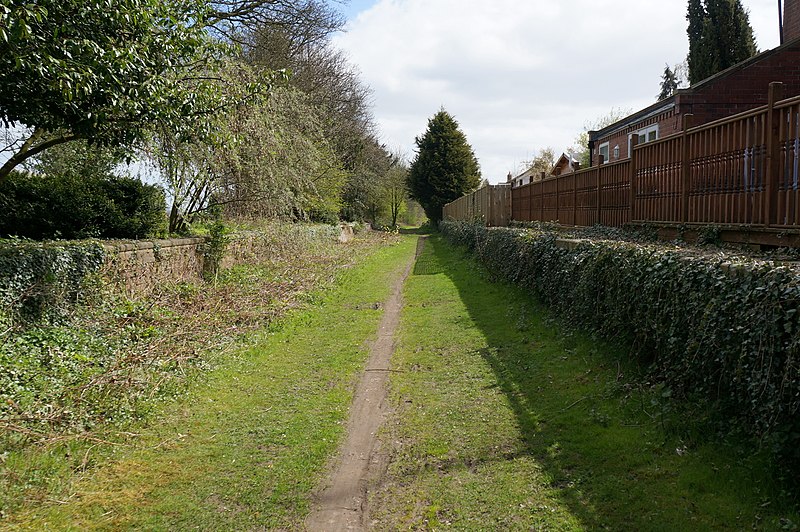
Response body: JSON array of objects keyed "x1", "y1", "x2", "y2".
[
  {"x1": 440, "y1": 220, "x2": 800, "y2": 473},
  {"x1": 0, "y1": 171, "x2": 167, "y2": 240}
]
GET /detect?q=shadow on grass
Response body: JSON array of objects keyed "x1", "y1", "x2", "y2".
[
  {"x1": 421, "y1": 234, "x2": 793, "y2": 530},
  {"x1": 398, "y1": 224, "x2": 434, "y2": 236}
]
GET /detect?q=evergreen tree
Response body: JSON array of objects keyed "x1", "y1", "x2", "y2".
[
  {"x1": 407, "y1": 110, "x2": 481, "y2": 224},
  {"x1": 687, "y1": 0, "x2": 758, "y2": 84},
  {"x1": 657, "y1": 64, "x2": 680, "y2": 100}
]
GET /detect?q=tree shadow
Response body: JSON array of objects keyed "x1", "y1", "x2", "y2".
[
  {"x1": 398, "y1": 224, "x2": 434, "y2": 236},
  {"x1": 417, "y1": 235, "x2": 783, "y2": 530}
]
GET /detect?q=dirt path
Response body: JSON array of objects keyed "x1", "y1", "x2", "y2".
[{"x1": 306, "y1": 237, "x2": 422, "y2": 531}]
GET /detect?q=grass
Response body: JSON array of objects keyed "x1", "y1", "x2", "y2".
[
  {"x1": 370, "y1": 234, "x2": 799, "y2": 531},
  {"x1": 1, "y1": 224, "x2": 383, "y2": 519},
  {"x1": 2, "y1": 232, "x2": 417, "y2": 529}
]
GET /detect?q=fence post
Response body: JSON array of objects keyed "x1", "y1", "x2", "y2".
[
  {"x1": 572, "y1": 172, "x2": 577, "y2": 226},
  {"x1": 596, "y1": 154, "x2": 604, "y2": 224},
  {"x1": 555, "y1": 174, "x2": 560, "y2": 223},
  {"x1": 488, "y1": 186, "x2": 495, "y2": 226},
  {"x1": 680, "y1": 114, "x2": 693, "y2": 224},
  {"x1": 629, "y1": 135, "x2": 639, "y2": 224},
  {"x1": 528, "y1": 184, "x2": 533, "y2": 222},
  {"x1": 765, "y1": 81, "x2": 784, "y2": 227}
]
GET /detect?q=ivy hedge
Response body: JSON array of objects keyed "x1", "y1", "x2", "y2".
[
  {"x1": 440, "y1": 220, "x2": 800, "y2": 474},
  {"x1": 0, "y1": 239, "x2": 105, "y2": 328}
]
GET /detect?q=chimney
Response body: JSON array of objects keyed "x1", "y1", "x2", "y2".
[{"x1": 785, "y1": 0, "x2": 800, "y2": 44}]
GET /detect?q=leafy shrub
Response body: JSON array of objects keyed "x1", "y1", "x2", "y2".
[
  {"x1": 0, "y1": 239, "x2": 105, "y2": 327},
  {"x1": 0, "y1": 170, "x2": 167, "y2": 240},
  {"x1": 440, "y1": 220, "x2": 800, "y2": 477}
]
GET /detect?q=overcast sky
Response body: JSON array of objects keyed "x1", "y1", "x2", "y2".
[{"x1": 333, "y1": 0, "x2": 783, "y2": 183}]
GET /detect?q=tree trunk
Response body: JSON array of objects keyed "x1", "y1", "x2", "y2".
[{"x1": 0, "y1": 129, "x2": 80, "y2": 182}]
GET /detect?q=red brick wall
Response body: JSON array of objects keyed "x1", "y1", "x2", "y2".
[
  {"x1": 594, "y1": 40, "x2": 800, "y2": 166},
  {"x1": 786, "y1": 0, "x2": 800, "y2": 43},
  {"x1": 595, "y1": 110, "x2": 680, "y2": 164},
  {"x1": 678, "y1": 41, "x2": 800, "y2": 124}
]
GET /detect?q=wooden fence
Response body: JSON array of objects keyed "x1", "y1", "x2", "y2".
[
  {"x1": 511, "y1": 82, "x2": 800, "y2": 231},
  {"x1": 443, "y1": 184, "x2": 512, "y2": 227}
]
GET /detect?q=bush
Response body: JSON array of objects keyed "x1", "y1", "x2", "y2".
[
  {"x1": 0, "y1": 239, "x2": 105, "y2": 327},
  {"x1": 440, "y1": 220, "x2": 800, "y2": 477},
  {"x1": 0, "y1": 170, "x2": 167, "y2": 240}
]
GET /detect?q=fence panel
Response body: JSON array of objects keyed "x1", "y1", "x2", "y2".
[
  {"x1": 776, "y1": 95, "x2": 800, "y2": 227},
  {"x1": 443, "y1": 185, "x2": 512, "y2": 226},
  {"x1": 684, "y1": 109, "x2": 767, "y2": 225},
  {"x1": 456, "y1": 84, "x2": 800, "y2": 233},
  {"x1": 634, "y1": 136, "x2": 682, "y2": 223},
  {"x1": 599, "y1": 159, "x2": 631, "y2": 227}
]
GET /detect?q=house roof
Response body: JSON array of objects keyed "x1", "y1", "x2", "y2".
[
  {"x1": 551, "y1": 152, "x2": 580, "y2": 174},
  {"x1": 553, "y1": 152, "x2": 578, "y2": 167},
  {"x1": 513, "y1": 167, "x2": 537, "y2": 180},
  {"x1": 589, "y1": 37, "x2": 800, "y2": 143},
  {"x1": 589, "y1": 101, "x2": 675, "y2": 142}
]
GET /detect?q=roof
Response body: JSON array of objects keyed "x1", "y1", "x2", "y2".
[
  {"x1": 589, "y1": 37, "x2": 800, "y2": 143},
  {"x1": 589, "y1": 101, "x2": 675, "y2": 142},
  {"x1": 553, "y1": 152, "x2": 578, "y2": 167}
]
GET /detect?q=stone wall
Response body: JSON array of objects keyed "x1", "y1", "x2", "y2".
[
  {"x1": 102, "y1": 237, "x2": 206, "y2": 294},
  {"x1": 103, "y1": 224, "x2": 356, "y2": 295}
]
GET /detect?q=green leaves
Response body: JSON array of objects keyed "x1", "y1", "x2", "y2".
[
  {"x1": 0, "y1": 239, "x2": 104, "y2": 329},
  {"x1": 0, "y1": 0, "x2": 246, "y2": 178},
  {"x1": 686, "y1": 0, "x2": 758, "y2": 84},
  {"x1": 408, "y1": 110, "x2": 481, "y2": 224}
]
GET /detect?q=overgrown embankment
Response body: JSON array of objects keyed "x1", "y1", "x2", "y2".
[
  {"x1": 440, "y1": 220, "x2": 800, "y2": 478},
  {"x1": 0, "y1": 222, "x2": 392, "y2": 519},
  {"x1": 3, "y1": 232, "x2": 416, "y2": 530}
]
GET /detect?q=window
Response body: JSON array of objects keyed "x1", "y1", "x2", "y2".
[
  {"x1": 629, "y1": 124, "x2": 659, "y2": 154},
  {"x1": 598, "y1": 142, "x2": 609, "y2": 164},
  {"x1": 613, "y1": 145, "x2": 620, "y2": 159}
]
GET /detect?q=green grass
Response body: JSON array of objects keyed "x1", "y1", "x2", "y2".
[
  {"x1": 4, "y1": 235, "x2": 418, "y2": 530},
  {"x1": 371, "y1": 234, "x2": 799, "y2": 531}
]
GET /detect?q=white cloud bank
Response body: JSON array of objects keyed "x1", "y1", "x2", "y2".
[{"x1": 334, "y1": 0, "x2": 783, "y2": 182}]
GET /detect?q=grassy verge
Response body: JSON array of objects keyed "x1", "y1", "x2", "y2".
[
  {"x1": 371, "y1": 234, "x2": 798, "y2": 530},
  {"x1": 1, "y1": 230, "x2": 416, "y2": 528}
]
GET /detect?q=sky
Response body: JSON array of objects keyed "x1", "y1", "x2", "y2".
[{"x1": 333, "y1": 0, "x2": 783, "y2": 183}]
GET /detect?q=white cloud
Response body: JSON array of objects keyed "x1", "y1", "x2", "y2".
[{"x1": 335, "y1": 0, "x2": 783, "y2": 182}]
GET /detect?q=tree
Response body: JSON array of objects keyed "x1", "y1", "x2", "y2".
[
  {"x1": 384, "y1": 155, "x2": 409, "y2": 228},
  {"x1": 28, "y1": 140, "x2": 124, "y2": 182},
  {"x1": 208, "y1": 0, "x2": 345, "y2": 46},
  {"x1": 407, "y1": 110, "x2": 481, "y2": 224},
  {"x1": 570, "y1": 108, "x2": 632, "y2": 167},
  {"x1": 0, "y1": 0, "x2": 238, "y2": 181},
  {"x1": 686, "y1": 0, "x2": 758, "y2": 84},
  {"x1": 148, "y1": 81, "x2": 347, "y2": 232},
  {"x1": 519, "y1": 147, "x2": 557, "y2": 179},
  {"x1": 245, "y1": 23, "x2": 375, "y2": 169},
  {"x1": 658, "y1": 65, "x2": 680, "y2": 100},
  {"x1": 339, "y1": 139, "x2": 393, "y2": 224}
]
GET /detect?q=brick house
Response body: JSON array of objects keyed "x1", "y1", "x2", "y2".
[
  {"x1": 508, "y1": 167, "x2": 538, "y2": 188},
  {"x1": 588, "y1": 0, "x2": 800, "y2": 166}
]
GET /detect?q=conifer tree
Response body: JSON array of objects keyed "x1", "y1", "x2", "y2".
[
  {"x1": 687, "y1": 0, "x2": 758, "y2": 84},
  {"x1": 657, "y1": 64, "x2": 680, "y2": 100},
  {"x1": 407, "y1": 110, "x2": 481, "y2": 224}
]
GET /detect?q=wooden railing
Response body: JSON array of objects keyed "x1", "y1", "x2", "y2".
[
  {"x1": 443, "y1": 185, "x2": 511, "y2": 227},
  {"x1": 512, "y1": 82, "x2": 800, "y2": 230}
]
